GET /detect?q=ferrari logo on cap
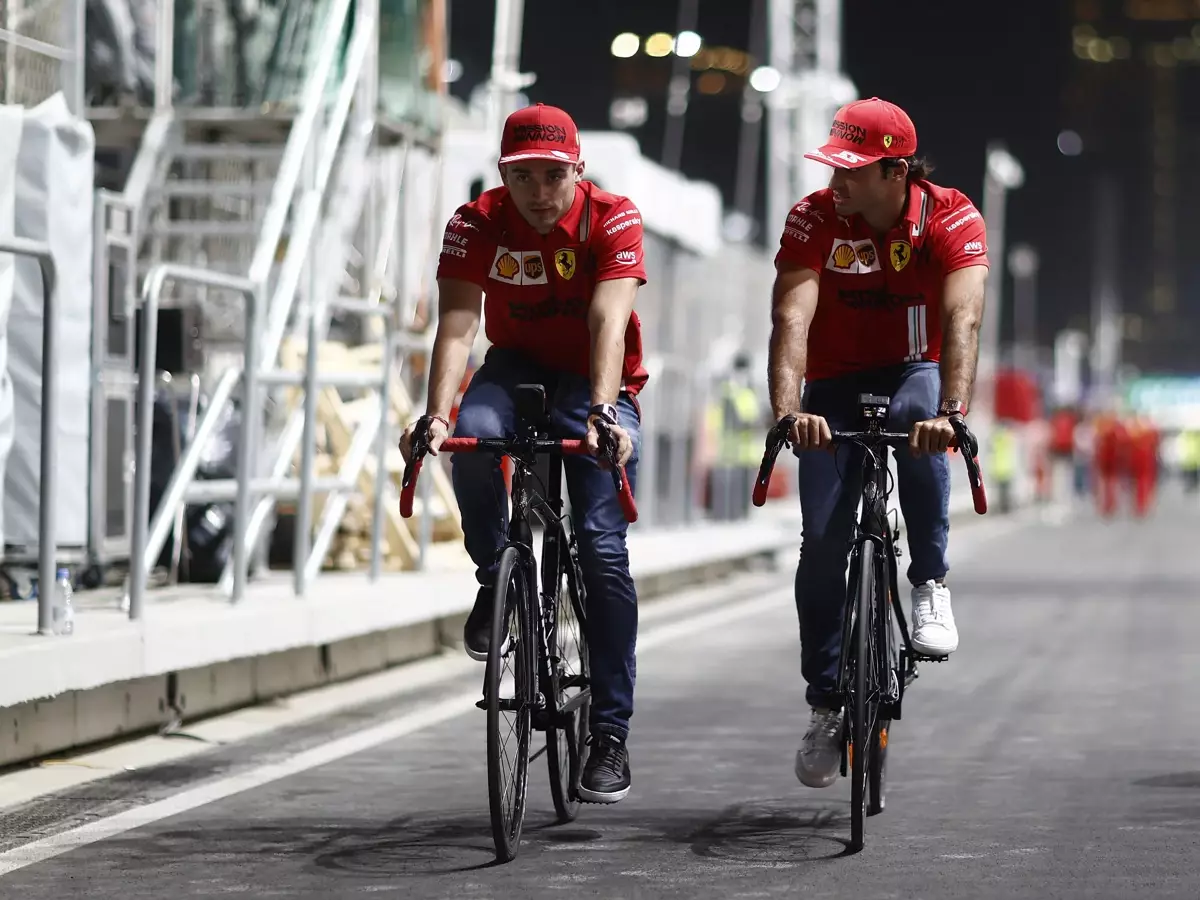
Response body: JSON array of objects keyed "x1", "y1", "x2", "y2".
[
  {"x1": 555, "y1": 248, "x2": 576, "y2": 280},
  {"x1": 890, "y1": 241, "x2": 912, "y2": 272},
  {"x1": 883, "y1": 134, "x2": 894, "y2": 149}
]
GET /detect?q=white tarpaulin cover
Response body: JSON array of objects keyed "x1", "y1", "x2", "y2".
[
  {"x1": 4, "y1": 93, "x2": 95, "y2": 549},
  {"x1": 0, "y1": 107, "x2": 22, "y2": 547}
]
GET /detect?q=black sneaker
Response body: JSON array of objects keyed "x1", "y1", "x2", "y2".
[
  {"x1": 464, "y1": 585, "x2": 507, "y2": 661},
  {"x1": 578, "y1": 732, "x2": 631, "y2": 803}
]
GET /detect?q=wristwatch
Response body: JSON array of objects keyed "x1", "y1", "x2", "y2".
[
  {"x1": 938, "y1": 398, "x2": 967, "y2": 418},
  {"x1": 588, "y1": 403, "x2": 618, "y2": 426}
]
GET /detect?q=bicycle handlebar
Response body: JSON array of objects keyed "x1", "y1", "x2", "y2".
[
  {"x1": 752, "y1": 414, "x2": 988, "y2": 515},
  {"x1": 399, "y1": 423, "x2": 638, "y2": 524}
]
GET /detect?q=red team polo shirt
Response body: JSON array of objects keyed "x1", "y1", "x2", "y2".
[
  {"x1": 436, "y1": 181, "x2": 650, "y2": 395},
  {"x1": 775, "y1": 180, "x2": 990, "y2": 381}
]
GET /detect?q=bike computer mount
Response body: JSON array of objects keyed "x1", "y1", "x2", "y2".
[{"x1": 858, "y1": 393, "x2": 891, "y2": 432}]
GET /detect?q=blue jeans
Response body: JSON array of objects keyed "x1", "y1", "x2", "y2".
[
  {"x1": 794, "y1": 362, "x2": 950, "y2": 709},
  {"x1": 451, "y1": 348, "x2": 642, "y2": 740}
]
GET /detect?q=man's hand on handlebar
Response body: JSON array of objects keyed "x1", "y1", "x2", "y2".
[
  {"x1": 399, "y1": 415, "x2": 449, "y2": 465},
  {"x1": 780, "y1": 412, "x2": 833, "y2": 451},
  {"x1": 587, "y1": 416, "x2": 634, "y2": 469},
  {"x1": 909, "y1": 415, "x2": 958, "y2": 456}
]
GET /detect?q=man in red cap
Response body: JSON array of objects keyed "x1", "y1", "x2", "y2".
[
  {"x1": 400, "y1": 103, "x2": 646, "y2": 804},
  {"x1": 767, "y1": 97, "x2": 990, "y2": 788}
]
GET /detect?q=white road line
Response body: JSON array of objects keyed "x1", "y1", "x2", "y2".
[
  {"x1": 0, "y1": 510, "x2": 1029, "y2": 878},
  {"x1": 0, "y1": 588, "x2": 789, "y2": 878}
]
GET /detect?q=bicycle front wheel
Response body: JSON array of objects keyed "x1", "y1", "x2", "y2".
[
  {"x1": 486, "y1": 545, "x2": 535, "y2": 862},
  {"x1": 849, "y1": 539, "x2": 877, "y2": 852}
]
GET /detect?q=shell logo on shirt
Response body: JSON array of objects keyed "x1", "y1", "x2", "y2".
[
  {"x1": 494, "y1": 252, "x2": 519, "y2": 280},
  {"x1": 826, "y1": 239, "x2": 882, "y2": 275},
  {"x1": 491, "y1": 248, "x2": 549, "y2": 285}
]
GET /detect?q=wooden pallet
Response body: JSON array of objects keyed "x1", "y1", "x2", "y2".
[{"x1": 275, "y1": 336, "x2": 463, "y2": 571}]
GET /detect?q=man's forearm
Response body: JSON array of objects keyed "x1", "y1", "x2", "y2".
[
  {"x1": 769, "y1": 314, "x2": 808, "y2": 420},
  {"x1": 425, "y1": 327, "x2": 474, "y2": 420},
  {"x1": 940, "y1": 309, "x2": 981, "y2": 408},
  {"x1": 588, "y1": 315, "x2": 625, "y2": 409}
]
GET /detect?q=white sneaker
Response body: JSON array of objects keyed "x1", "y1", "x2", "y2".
[
  {"x1": 795, "y1": 707, "x2": 843, "y2": 788},
  {"x1": 911, "y1": 580, "x2": 958, "y2": 656}
]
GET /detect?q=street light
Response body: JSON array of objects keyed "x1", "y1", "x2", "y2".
[
  {"x1": 749, "y1": 65, "x2": 782, "y2": 93},
  {"x1": 1008, "y1": 244, "x2": 1040, "y2": 372},
  {"x1": 611, "y1": 33, "x2": 640, "y2": 58},
  {"x1": 976, "y1": 143, "x2": 1025, "y2": 422},
  {"x1": 674, "y1": 30, "x2": 702, "y2": 58},
  {"x1": 645, "y1": 33, "x2": 674, "y2": 58}
]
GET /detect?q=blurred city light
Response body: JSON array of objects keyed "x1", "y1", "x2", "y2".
[
  {"x1": 442, "y1": 59, "x2": 463, "y2": 84},
  {"x1": 674, "y1": 31, "x2": 703, "y2": 58},
  {"x1": 611, "y1": 33, "x2": 640, "y2": 58},
  {"x1": 696, "y1": 71, "x2": 726, "y2": 94},
  {"x1": 610, "y1": 97, "x2": 649, "y2": 129},
  {"x1": 749, "y1": 65, "x2": 782, "y2": 93},
  {"x1": 645, "y1": 33, "x2": 674, "y2": 58},
  {"x1": 1057, "y1": 129, "x2": 1083, "y2": 156}
]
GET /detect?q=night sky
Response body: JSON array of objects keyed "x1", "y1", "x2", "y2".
[{"x1": 447, "y1": 1, "x2": 1193, "y2": 374}]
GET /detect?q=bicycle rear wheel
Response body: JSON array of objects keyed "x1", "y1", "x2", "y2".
[
  {"x1": 546, "y1": 540, "x2": 590, "y2": 823},
  {"x1": 849, "y1": 539, "x2": 877, "y2": 852},
  {"x1": 486, "y1": 545, "x2": 535, "y2": 862}
]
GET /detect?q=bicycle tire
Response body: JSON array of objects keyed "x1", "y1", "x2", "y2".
[
  {"x1": 546, "y1": 541, "x2": 590, "y2": 823},
  {"x1": 850, "y1": 539, "x2": 875, "y2": 852},
  {"x1": 868, "y1": 563, "x2": 893, "y2": 816},
  {"x1": 486, "y1": 545, "x2": 535, "y2": 862}
]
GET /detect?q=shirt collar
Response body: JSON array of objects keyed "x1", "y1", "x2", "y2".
[{"x1": 902, "y1": 181, "x2": 932, "y2": 243}]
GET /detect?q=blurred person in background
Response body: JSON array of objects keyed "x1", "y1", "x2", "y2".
[
  {"x1": 1126, "y1": 414, "x2": 1160, "y2": 518},
  {"x1": 1092, "y1": 410, "x2": 1127, "y2": 517},
  {"x1": 1180, "y1": 427, "x2": 1200, "y2": 494},
  {"x1": 706, "y1": 352, "x2": 765, "y2": 521},
  {"x1": 767, "y1": 98, "x2": 989, "y2": 789},
  {"x1": 990, "y1": 420, "x2": 1017, "y2": 514},
  {"x1": 400, "y1": 104, "x2": 645, "y2": 804}
]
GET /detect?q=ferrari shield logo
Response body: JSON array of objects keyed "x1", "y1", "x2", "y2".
[
  {"x1": 555, "y1": 248, "x2": 577, "y2": 280},
  {"x1": 890, "y1": 240, "x2": 912, "y2": 272},
  {"x1": 883, "y1": 134, "x2": 894, "y2": 149}
]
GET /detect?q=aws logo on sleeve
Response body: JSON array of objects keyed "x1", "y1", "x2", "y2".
[
  {"x1": 490, "y1": 247, "x2": 549, "y2": 285},
  {"x1": 825, "y1": 239, "x2": 882, "y2": 275}
]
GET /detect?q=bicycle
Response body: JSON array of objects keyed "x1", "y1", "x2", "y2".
[
  {"x1": 752, "y1": 393, "x2": 987, "y2": 853},
  {"x1": 399, "y1": 383, "x2": 638, "y2": 863}
]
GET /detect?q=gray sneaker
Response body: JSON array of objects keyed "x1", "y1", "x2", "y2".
[{"x1": 795, "y1": 706, "x2": 843, "y2": 788}]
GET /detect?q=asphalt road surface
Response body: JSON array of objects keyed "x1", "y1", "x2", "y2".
[{"x1": 3, "y1": 492, "x2": 1200, "y2": 898}]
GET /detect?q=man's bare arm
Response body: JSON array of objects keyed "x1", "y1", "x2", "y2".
[
  {"x1": 939, "y1": 265, "x2": 988, "y2": 409},
  {"x1": 587, "y1": 277, "x2": 640, "y2": 409},
  {"x1": 425, "y1": 278, "x2": 483, "y2": 419},
  {"x1": 768, "y1": 267, "x2": 820, "y2": 420}
]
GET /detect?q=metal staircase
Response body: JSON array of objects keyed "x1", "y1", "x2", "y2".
[{"x1": 86, "y1": 0, "x2": 449, "y2": 615}]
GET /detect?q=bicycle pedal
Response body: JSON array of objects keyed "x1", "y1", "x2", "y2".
[{"x1": 913, "y1": 653, "x2": 949, "y2": 663}]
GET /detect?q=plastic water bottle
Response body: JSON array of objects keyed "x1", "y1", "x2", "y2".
[{"x1": 53, "y1": 568, "x2": 74, "y2": 635}]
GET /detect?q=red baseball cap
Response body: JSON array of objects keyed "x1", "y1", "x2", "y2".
[
  {"x1": 498, "y1": 103, "x2": 581, "y2": 165},
  {"x1": 804, "y1": 97, "x2": 918, "y2": 170}
]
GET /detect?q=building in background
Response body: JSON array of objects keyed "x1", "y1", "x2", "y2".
[{"x1": 1066, "y1": 0, "x2": 1200, "y2": 374}]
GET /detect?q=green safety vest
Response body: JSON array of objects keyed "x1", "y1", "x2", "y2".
[
  {"x1": 1182, "y1": 431, "x2": 1200, "y2": 469},
  {"x1": 990, "y1": 428, "x2": 1017, "y2": 482},
  {"x1": 714, "y1": 383, "x2": 762, "y2": 466}
]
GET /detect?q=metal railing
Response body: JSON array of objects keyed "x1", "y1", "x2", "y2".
[
  {"x1": 0, "y1": 237, "x2": 58, "y2": 633},
  {"x1": 0, "y1": 0, "x2": 85, "y2": 114},
  {"x1": 131, "y1": 266, "x2": 262, "y2": 617}
]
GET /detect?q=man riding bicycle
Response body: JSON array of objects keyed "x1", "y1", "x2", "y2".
[
  {"x1": 399, "y1": 103, "x2": 645, "y2": 804},
  {"x1": 767, "y1": 98, "x2": 989, "y2": 789}
]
